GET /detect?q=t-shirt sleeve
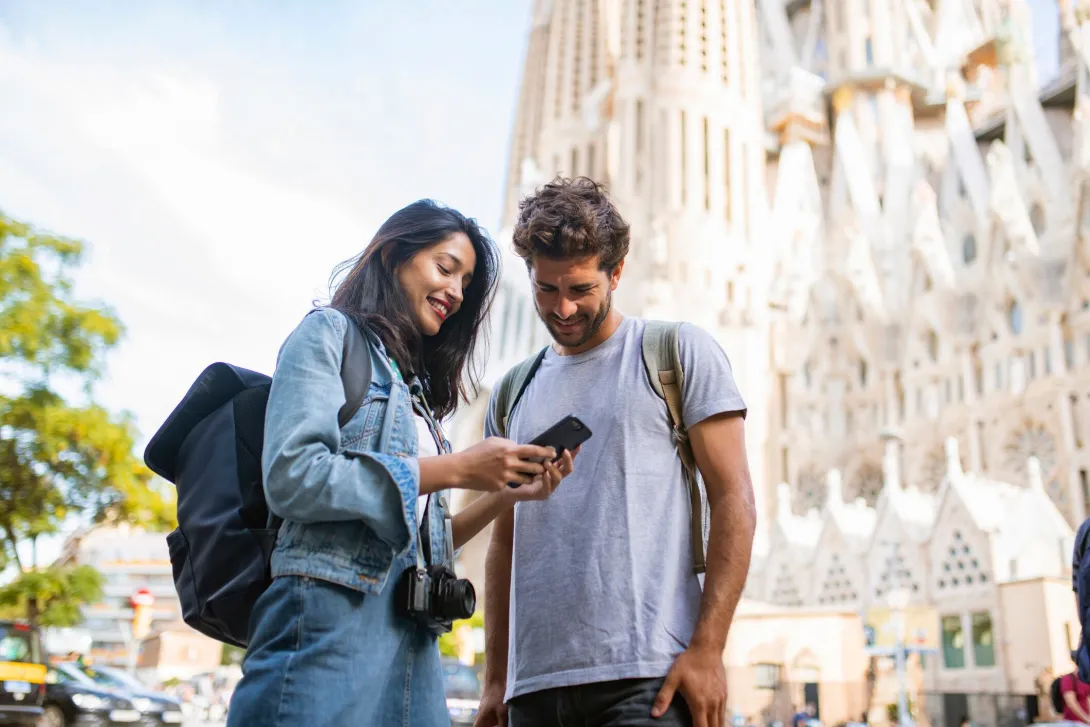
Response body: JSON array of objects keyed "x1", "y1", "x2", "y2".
[
  {"x1": 484, "y1": 386, "x2": 501, "y2": 439},
  {"x1": 677, "y1": 322, "x2": 747, "y2": 426}
]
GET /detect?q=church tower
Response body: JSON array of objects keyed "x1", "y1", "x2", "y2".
[{"x1": 497, "y1": 0, "x2": 775, "y2": 537}]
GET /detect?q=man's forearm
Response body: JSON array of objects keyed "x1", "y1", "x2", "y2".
[
  {"x1": 482, "y1": 508, "x2": 514, "y2": 687},
  {"x1": 689, "y1": 486, "x2": 756, "y2": 654}
]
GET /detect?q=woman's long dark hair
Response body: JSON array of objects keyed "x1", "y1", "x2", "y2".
[{"x1": 329, "y1": 199, "x2": 500, "y2": 420}]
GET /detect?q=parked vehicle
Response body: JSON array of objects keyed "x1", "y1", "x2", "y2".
[
  {"x1": 441, "y1": 658, "x2": 481, "y2": 727},
  {"x1": 40, "y1": 662, "x2": 141, "y2": 727},
  {"x1": 0, "y1": 620, "x2": 46, "y2": 725},
  {"x1": 72, "y1": 665, "x2": 183, "y2": 725}
]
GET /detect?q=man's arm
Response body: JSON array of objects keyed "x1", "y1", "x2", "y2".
[
  {"x1": 482, "y1": 509, "x2": 514, "y2": 685},
  {"x1": 688, "y1": 412, "x2": 756, "y2": 652},
  {"x1": 474, "y1": 390, "x2": 515, "y2": 727},
  {"x1": 473, "y1": 508, "x2": 514, "y2": 726},
  {"x1": 652, "y1": 413, "x2": 756, "y2": 727}
]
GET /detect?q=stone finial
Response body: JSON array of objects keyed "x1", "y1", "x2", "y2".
[
  {"x1": 1027, "y1": 456, "x2": 1045, "y2": 491},
  {"x1": 826, "y1": 469, "x2": 843, "y2": 507},
  {"x1": 945, "y1": 437, "x2": 963, "y2": 480},
  {"x1": 777, "y1": 482, "x2": 792, "y2": 520}
]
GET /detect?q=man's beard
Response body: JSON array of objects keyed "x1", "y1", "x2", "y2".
[{"x1": 539, "y1": 290, "x2": 612, "y2": 348}]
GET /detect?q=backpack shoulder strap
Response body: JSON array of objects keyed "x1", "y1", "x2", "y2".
[
  {"x1": 641, "y1": 320, "x2": 706, "y2": 575},
  {"x1": 493, "y1": 347, "x2": 549, "y2": 438},
  {"x1": 338, "y1": 317, "x2": 373, "y2": 428}
]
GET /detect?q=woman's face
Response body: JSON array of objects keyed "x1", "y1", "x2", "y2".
[{"x1": 396, "y1": 232, "x2": 477, "y2": 337}]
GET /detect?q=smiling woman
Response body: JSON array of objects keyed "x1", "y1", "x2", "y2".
[
  {"x1": 224, "y1": 199, "x2": 577, "y2": 727},
  {"x1": 328, "y1": 199, "x2": 497, "y2": 420}
]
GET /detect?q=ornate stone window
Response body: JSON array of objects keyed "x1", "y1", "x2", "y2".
[
  {"x1": 935, "y1": 529, "x2": 989, "y2": 592},
  {"x1": 873, "y1": 547, "x2": 921, "y2": 600},
  {"x1": 817, "y1": 553, "x2": 858, "y2": 605},
  {"x1": 1003, "y1": 421, "x2": 1057, "y2": 481},
  {"x1": 771, "y1": 562, "x2": 804, "y2": 607}
]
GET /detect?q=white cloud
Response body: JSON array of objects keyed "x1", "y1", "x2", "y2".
[{"x1": 0, "y1": 1, "x2": 532, "y2": 564}]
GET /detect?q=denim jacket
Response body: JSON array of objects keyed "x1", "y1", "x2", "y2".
[{"x1": 261, "y1": 308, "x2": 453, "y2": 595}]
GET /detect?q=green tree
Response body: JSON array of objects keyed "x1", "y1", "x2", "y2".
[
  {"x1": 0, "y1": 210, "x2": 174, "y2": 626},
  {"x1": 0, "y1": 565, "x2": 103, "y2": 627}
]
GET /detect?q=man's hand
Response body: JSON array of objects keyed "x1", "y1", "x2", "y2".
[
  {"x1": 651, "y1": 646, "x2": 726, "y2": 727},
  {"x1": 502, "y1": 447, "x2": 578, "y2": 504},
  {"x1": 473, "y1": 683, "x2": 508, "y2": 727}
]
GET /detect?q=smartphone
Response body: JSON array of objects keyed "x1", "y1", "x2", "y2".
[
  {"x1": 529, "y1": 415, "x2": 592, "y2": 460},
  {"x1": 507, "y1": 415, "x2": 593, "y2": 488}
]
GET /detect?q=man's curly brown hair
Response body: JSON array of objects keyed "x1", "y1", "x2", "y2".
[{"x1": 512, "y1": 176, "x2": 631, "y2": 270}]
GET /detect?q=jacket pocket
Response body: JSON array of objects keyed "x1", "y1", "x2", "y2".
[{"x1": 340, "y1": 389, "x2": 388, "y2": 450}]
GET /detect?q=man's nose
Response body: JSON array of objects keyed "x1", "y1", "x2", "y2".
[{"x1": 555, "y1": 298, "x2": 578, "y2": 320}]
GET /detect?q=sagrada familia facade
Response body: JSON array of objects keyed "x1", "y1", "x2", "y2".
[{"x1": 448, "y1": 0, "x2": 1089, "y2": 722}]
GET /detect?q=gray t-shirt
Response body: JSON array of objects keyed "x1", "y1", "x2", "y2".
[{"x1": 484, "y1": 316, "x2": 747, "y2": 700}]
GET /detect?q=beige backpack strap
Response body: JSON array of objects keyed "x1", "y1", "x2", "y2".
[{"x1": 641, "y1": 320, "x2": 706, "y2": 575}]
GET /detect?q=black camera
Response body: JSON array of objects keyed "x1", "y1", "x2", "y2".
[{"x1": 395, "y1": 564, "x2": 476, "y2": 635}]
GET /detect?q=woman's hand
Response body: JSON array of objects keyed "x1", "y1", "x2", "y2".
[
  {"x1": 451, "y1": 437, "x2": 556, "y2": 492},
  {"x1": 503, "y1": 447, "x2": 577, "y2": 503},
  {"x1": 449, "y1": 447, "x2": 580, "y2": 549}
]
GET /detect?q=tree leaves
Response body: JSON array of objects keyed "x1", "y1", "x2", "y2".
[
  {"x1": 0, "y1": 566, "x2": 104, "y2": 627},
  {"x1": 0, "y1": 210, "x2": 175, "y2": 623},
  {"x1": 0, "y1": 214, "x2": 120, "y2": 379}
]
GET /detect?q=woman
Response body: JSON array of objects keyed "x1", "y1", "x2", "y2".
[{"x1": 226, "y1": 200, "x2": 574, "y2": 726}]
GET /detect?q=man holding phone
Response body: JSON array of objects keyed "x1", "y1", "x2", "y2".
[{"x1": 474, "y1": 177, "x2": 756, "y2": 727}]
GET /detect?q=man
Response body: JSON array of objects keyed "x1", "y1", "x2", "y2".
[{"x1": 474, "y1": 177, "x2": 756, "y2": 727}]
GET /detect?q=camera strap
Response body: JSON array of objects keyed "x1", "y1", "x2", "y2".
[{"x1": 408, "y1": 378, "x2": 456, "y2": 571}]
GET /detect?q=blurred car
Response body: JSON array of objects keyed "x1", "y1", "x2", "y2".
[
  {"x1": 0, "y1": 620, "x2": 46, "y2": 725},
  {"x1": 442, "y1": 658, "x2": 481, "y2": 727},
  {"x1": 40, "y1": 662, "x2": 141, "y2": 727},
  {"x1": 72, "y1": 664, "x2": 183, "y2": 725}
]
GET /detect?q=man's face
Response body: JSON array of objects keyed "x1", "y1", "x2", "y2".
[{"x1": 529, "y1": 255, "x2": 622, "y2": 349}]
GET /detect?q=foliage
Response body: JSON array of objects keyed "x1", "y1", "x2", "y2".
[
  {"x1": 0, "y1": 565, "x2": 103, "y2": 627},
  {"x1": 0, "y1": 210, "x2": 175, "y2": 624},
  {"x1": 438, "y1": 609, "x2": 485, "y2": 660},
  {"x1": 886, "y1": 698, "x2": 915, "y2": 725},
  {"x1": 221, "y1": 645, "x2": 245, "y2": 666}
]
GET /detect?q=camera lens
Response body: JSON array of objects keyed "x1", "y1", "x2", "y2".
[
  {"x1": 572, "y1": 420, "x2": 583, "y2": 430},
  {"x1": 439, "y1": 578, "x2": 476, "y2": 621}
]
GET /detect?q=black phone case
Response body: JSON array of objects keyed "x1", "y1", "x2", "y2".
[
  {"x1": 507, "y1": 415, "x2": 594, "y2": 488},
  {"x1": 528, "y1": 415, "x2": 593, "y2": 456}
]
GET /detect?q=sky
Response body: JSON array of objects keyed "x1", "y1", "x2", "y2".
[
  {"x1": 0, "y1": 0, "x2": 535, "y2": 564},
  {"x1": 0, "y1": 0, "x2": 1068, "y2": 564}
]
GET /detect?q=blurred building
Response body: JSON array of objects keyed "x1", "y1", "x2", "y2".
[
  {"x1": 137, "y1": 622, "x2": 223, "y2": 682},
  {"x1": 54, "y1": 524, "x2": 222, "y2": 675},
  {"x1": 449, "y1": 1, "x2": 1090, "y2": 726}
]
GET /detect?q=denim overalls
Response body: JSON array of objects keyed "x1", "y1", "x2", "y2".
[{"x1": 227, "y1": 308, "x2": 456, "y2": 727}]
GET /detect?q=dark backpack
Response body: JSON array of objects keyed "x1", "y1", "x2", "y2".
[
  {"x1": 143, "y1": 314, "x2": 372, "y2": 647},
  {"x1": 1051, "y1": 675, "x2": 1065, "y2": 715}
]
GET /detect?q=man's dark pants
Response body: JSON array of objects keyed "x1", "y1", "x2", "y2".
[{"x1": 508, "y1": 677, "x2": 693, "y2": 726}]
